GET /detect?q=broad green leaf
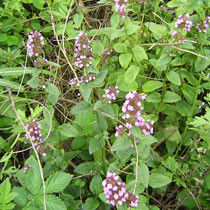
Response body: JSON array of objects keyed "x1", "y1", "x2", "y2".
[
  {"x1": 111, "y1": 137, "x2": 131, "y2": 151},
  {"x1": 0, "y1": 33, "x2": 7, "y2": 42},
  {"x1": 132, "y1": 45, "x2": 148, "y2": 63},
  {"x1": 37, "y1": 194, "x2": 66, "y2": 210},
  {"x1": 70, "y1": 101, "x2": 90, "y2": 115},
  {"x1": 147, "y1": 92, "x2": 161, "y2": 103},
  {"x1": 90, "y1": 174, "x2": 103, "y2": 195},
  {"x1": 74, "y1": 162, "x2": 97, "y2": 175},
  {"x1": 92, "y1": 40, "x2": 104, "y2": 56},
  {"x1": 124, "y1": 65, "x2": 140, "y2": 83},
  {"x1": 0, "y1": 79, "x2": 24, "y2": 91},
  {"x1": 126, "y1": 24, "x2": 140, "y2": 35},
  {"x1": 116, "y1": 75, "x2": 138, "y2": 92},
  {"x1": 163, "y1": 91, "x2": 181, "y2": 103},
  {"x1": 176, "y1": 100, "x2": 191, "y2": 117},
  {"x1": 83, "y1": 197, "x2": 99, "y2": 210},
  {"x1": 0, "y1": 178, "x2": 11, "y2": 199},
  {"x1": 149, "y1": 173, "x2": 172, "y2": 188},
  {"x1": 137, "y1": 143, "x2": 150, "y2": 159},
  {"x1": 113, "y1": 43, "x2": 127, "y2": 53},
  {"x1": 157, "y1": 53, "x2": 172, "y2": 66},
  {"x1": 45, "y1": 172, "x2": 73, "y2": 193},
  {"x1": 126, "y1": 180, "x2": 145, "y2": 194},
  {"x1": 80, "y1": 83, "x2": 92, "y2": 102},
  {"x1": 93, "y1": 70, "x2": 108, "y2": 85},
  {"x1": 59, "y1": 123, "x2": 79, "y2": 137},
  {"x1": 142, "y1": 81, "x2": 163, "y2": 92},
  {"x1": 111, "y1": 14, "x2": 120, "y2": 29},
  {"x1": 145, "y1": 22, "x2": 168, "y2": 36},
  {"x1": 13, "y1": 187, "x2": 28, "y2": 207},
  {"x1": 89, "y1": 136, "x2": 105, "y2": 154},
  {"x1": 33, "y1": 0, "x2": 45, "y2": 10},
  {"x1": 73, "y1": 13, "x2": 84, "y2": 28},
  {"x1": 46, "y1": 83, "x2": 60, "y2": 105},
  {"x1": 119, "y1": 53, "x2": 132, "y2": 69},
  {"x1": 138, "y1": 163, "x2": 149, "y2": 188},
  {"x1": 166, "y1": 71, "x2": 181, "y2": 86}
]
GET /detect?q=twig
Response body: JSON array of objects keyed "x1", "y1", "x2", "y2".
[
  {"x1": 153, "y1": 12, "x2": 171, "y2": 26},
  {"x1": 171, "y1": 45, "x2": 209, "y2": 60},
  {"x1": 133, "y1": 138, "x2": 139, "y2": 195},
  {"x1": 7, "y1": 88, "x2": 46, "y2": 210},
  {"x1": 46, "y1": 1, "x2": 79, "y2": 81},
  {"x1": 153, "y1": 127, "x2": 177, "y2": 150}
]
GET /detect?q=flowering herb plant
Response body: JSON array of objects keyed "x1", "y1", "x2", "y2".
[{"x1": 0, "y1": 0, "x2": 209, "y2": 210}]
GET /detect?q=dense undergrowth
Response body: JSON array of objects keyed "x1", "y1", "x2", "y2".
[{"x1": 0, "y1": 0, "x2": 210, "y2": 209}]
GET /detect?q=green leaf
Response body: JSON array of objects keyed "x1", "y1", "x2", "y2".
[
  {"x1": 45, "y1": 172, "x2": 73, "y2": 193},
  {"x1": 111, "y1": 14, "x2": 120, "y2": 29},
  {"x1": 33, "y1": 0, "x2": 45, "y2": 10},
  {"x1": 89, "y1": 136, "x2": 105, "y2": 155},
  {"x1": 166, "y1": 71, "x2": 181, "y2": 86},
  {"x1": 163, "y1": 91, "x2": 181, "y2": 103},
  {"x1": 111, "y1": 137, "x2": 131, "y2": 151},
  {"x1": 176, "y1": 100, "x2": 191, "y2": 117},
  {"x1": 13, "y1": 187, "x2": 27, "y2": 207},
  {"x1": 59, "y1": 123, "x2": 79, "y2": 137},
  {"x1": 157, "y1": 53, "x2": 172, "y2": 66},
  {"x1": 138, "y1": 163, "x2": 149, "y2": 188},
  {"x1": 37, "y1": 194, "x2": 66, "y2": 210},
  {"x1": 4, "y1": 192, "x2": 18, "y2": 204},
  {"x1": 116, "y1": 74, "x2": 138, "y2": 92},
  {"x1": 132, "y1": 45, "x2": 148, "y2": 63},
  {"x1": 145, "y1": 22, "x2": 168, "y2": 36},
  {"x1": 92, "y1": 40, "x2": 104, "y2": 56},
  {"x1": 83, "y1": 197, "x2": 99, "y2": 210},
  {"x1": 119, "y1": 53, "x2": 132, "y2": 69},
  {"x1": 93, "y1": 70, "x2": 108, "y2": 85},
  {"x1": 80, "y1": 83, "x2": 92, "y2": 102},
  {"x1": 0, "y1": 33, "x2": 8, "y2": 42},
  {"x1": 124, "y1": 65, "x2": 140, "y2": 83},
  {"x1": 149, "y1": 173, "x2": 172, "y2": 188},
  {"x1": 147, "y1": 92, "x2": 161, "y2": 103},
  {"x1": 73, "y1": 13, "x2": 84, "y2": 28},
  {"x1": 142, "y1": 81, "x2": 163, "y2": 92},
  {"x1": 46, "y1": 83, "x2": 60, "y2": 105},
  {"x1": 90, "y1": 174, "x2": 103, "y2": 195},
  {"x1": 70, "y1": 101, "x2": 90, "y2": 115},
  {"x1": 74, "y1": 162, "x2": 97, "y2": 175},
  {"x1": 113, "y1": 43, "x2": 126, "y2": 53},
  {"x1": 0, "y1": 79, "x2": 24, "y2": 91},
  {"x1": 0, "y1": 178, "x2": 11, "y2": 200}
]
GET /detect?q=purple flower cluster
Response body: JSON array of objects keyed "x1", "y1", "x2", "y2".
[
  {"x1": 27, "y1": 31, "x2": 45, "y2": 57},
  {"x1": 114, "y1": 0, "x2": 128, "y2": 19},
  {"x1": 34, "y1": 58, "x2": 47, "y2": 68},
  {"x1": 197, "y1": 16, "x2": 210, "y2": 33},
  {"x1": 25, "y1": 120, "x2": 46, "y2": 157},
  {"x1": 74, "y1": 32, "x2": 93, "y2": 69},
  {"x1": 102, "y1": 172, "x2": 138, "y2": 207},
  {"x1": 115, "y1": 91, "x2": 154, "y2": 138},
  {"x1": 103, "y1": 86, "x2": 119, "y2": 104},
  {"x1": 70, "y1": 73, "x2": 96, "y2": 88},
  {"x1": 174, "y1": 14, "x2": 193, "y2": 32}
]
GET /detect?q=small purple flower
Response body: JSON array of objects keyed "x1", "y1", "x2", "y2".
[
  {"x1": 103, "y1": 86, "x2": 119, "y2": 104},
  {"x1": 74, "y1": 32, "x2": 92, "y2": 69},
  {"x1": 25, "y1": 120, "x2": 46, "y2": 156},
  {"x1": 197, "y1": 16, "x2": 210, "y2": 33},
  {"x1": 27, "y1": 31, "x2": 45, "y2": 57},
  {"x1": 114, "y1": 0, "x2": 128, "y2": 18},
  {"x1": 102, "y1": 172, "x2": 139, "y2": 207},
  {"x1": 174, "y1": 14, "x2": 193, "y2": 32}
]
